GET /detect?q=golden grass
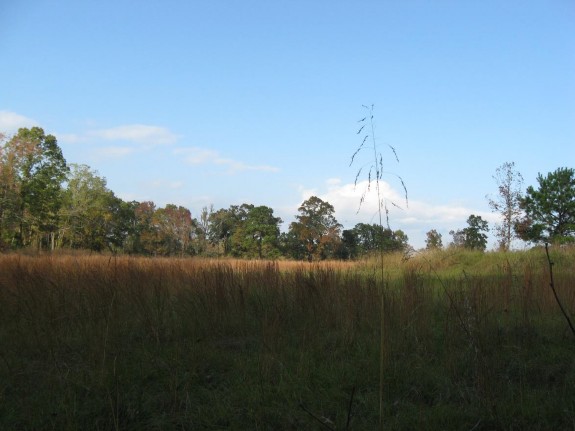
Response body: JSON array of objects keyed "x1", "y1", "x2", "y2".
[{"x1": 1, "y1": 248, "x2": 574, "y2": 429}]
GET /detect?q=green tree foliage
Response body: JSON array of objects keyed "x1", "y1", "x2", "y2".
[
  {"x1": 0, "y1": 127, "x2": 68, "y2": 249},
  {"x1": 59, "y1": 164, "x2": 134, "y2": 252},
  {"x1": 515, "y1": 167, "x2": 575, "y2": 244},
  {"x1": 487, "y1": 162, "x2": 524, "y2": 250},
  {"x1": 450, "y1": 214, "x2": 489, "y2": 251},
  {"x1": 425, "y1": 229, "x2": 443, "y2": 250},
  {"x1": 112, "y1": 199, "x2": 139, "y2": 253},
  {"x1": 59, "y1": 164, "x2": 111, "y2": 249},
  {"x1": 288, "y1": 196, "x2": 342, "y2": 261},
  {"x1": 279, "y1": 230, "x2": 308, "y2": 260},
  {"x1": 341, "y1": 223, "x2": 409, "y2": 258},
  {"x1": 208, "y1": 204, "x2": 252, "y2": 256},
  {"x1": 193, "y1": 205, "x2": 213, "y2": 255},
  {"x1": 231, "y1": 205, "x2": 282, "y2": 258},
  {"x1": 4, "y1": 127, "x2": 422, "y2": 258},
  {"x1": 339, "y1": 229, "x2": 358, "y2": 259}
]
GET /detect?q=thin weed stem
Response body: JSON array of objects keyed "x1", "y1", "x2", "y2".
[
  {"x1": 351, "y1": 104, "x2": 407, "y2": 430},
  {"x1": 544, "y1": 243, "x2": 575, "y2": 339}
]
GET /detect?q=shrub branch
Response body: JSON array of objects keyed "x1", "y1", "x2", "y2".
[{"x1": 544, "y1": 243, "x2": 575, "y2": 339}]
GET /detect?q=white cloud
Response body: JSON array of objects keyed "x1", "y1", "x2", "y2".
[
  {"x1": 58, "y1": 133, "x2": 86, "y2": 144},
  {"x1": 214, "y1": 157, "x2": 279, "y2": 174},
  {"x1": 89, "y1": 124, "x2": 178, "y2": 145},
  {"x1": 94, "y1": 146, "x2": 135, "y2": 159},
  {"x1": 0, "y1": 111, "x2": 38, "y2": 134},
  {"x1": 326, "y1": 178, "x2": 342, "y2": 187},
  {"x1": 175, "y1": 147, "x2": 219, "y2": 164},
  {"x1": 146, "y1": 180, "x2": 185, "y2": 190},
  {"x1": 57, "y1": 124, "x2": 180, "y2": 160},
  {"x1": 316, "y1": 179, "x2": 406, "y2": 217},
  {"x1": 58, "y1": 124, "x2": 179, "y2": 147},
  {"x1": 174, "y1": 147, "x2": 279, "y2": 174},
  {"x1": 302, "y1": 179, "x2": 500, "y2": 249}
]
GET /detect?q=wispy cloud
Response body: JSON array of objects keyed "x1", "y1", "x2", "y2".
[
  {"x1": 57, "y1": 123, "x2": 180, "y2": 160},
  {"x1": 94, "y1": 146, "x2": 135, "y2": 159},
  {"x1": 174, "y1": 147, "x2": 279, "y2": 174},
  {"x1": 57, "y1": 133, "x2": 86, "y2": 144},
  {"x1": 175, "y1": 147, "x2": 220, "y2": 164},
  {"x1": 0, "y1": 111, "x2": 38, "y2": 134},
  {"x1": 89, "y1": 124, "x2": 179, "y2": 145},
  {"x1": 58, "y1": 124, "x2": 179, "y2": 147},
  {"x1": 214, "y1": 158, "x2": 279, "y2": 173},
  {"x1": 145, "y1": 180, "x2": 185, "y2": 190}
]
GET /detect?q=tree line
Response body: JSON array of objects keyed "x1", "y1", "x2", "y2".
[
  {"x1": 1, "y1": 128, "x2": 574, "y2": 258},
  {"x1": 426, "y1": 161, "x2": 575, "y2": 251}
]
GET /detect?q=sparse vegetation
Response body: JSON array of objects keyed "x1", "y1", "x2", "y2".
[{"x1": 1, "y1": 248, "x2": 574, "y2": 430}]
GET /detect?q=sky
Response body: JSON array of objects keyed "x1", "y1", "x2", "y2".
[{"x1": 1, "y1": 0, "x2": 574, "y2": 249}]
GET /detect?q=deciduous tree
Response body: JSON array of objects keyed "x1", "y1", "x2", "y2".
[
  {"x1": 487, "y1": 162, "x2": 523, "y2": 250},
  {"x1": 0, "y1": 133, "x2": 20, "y2": 248},
  {"x1": 60, "y1": 164, "x2": 133, "y2": 252},
  {"x1": 1, "y1": 127, "x2": 68, "y2": 249},
  {"x1": 154, "y1": 204, "x2": 194, "y2": 256},
  {"x1": 288, "y1": 196, "x2": 342, "y2": 261},
  {"x1": 208, "y1": 204, "x2": 252, "y2": 256},
  {"x1": 425, "y1": 229, "x2": 443, "y2": 250},
  {"x1": 59, "y1": 164, "x2": 109, "y2": 249},
  {"x1": 449, "y1": 214, "x2": 489, "y2": 251},
  {"x1": 344, "y1": 223, "x2": 409, "y2": 257},
  {"x1": 231, "y1": 205, "x2": 282, "y2": 258},
  {"x1": 133, "y1": 201, "x2": 157, "y2": 254},
  {"x1": 192, "y1": 205, "x2": 213, "y2": 255}
]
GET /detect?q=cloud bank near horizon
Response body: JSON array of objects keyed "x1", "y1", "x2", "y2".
[{"x1": 300, "y1": 178, "x2": 501, "y2": 249}]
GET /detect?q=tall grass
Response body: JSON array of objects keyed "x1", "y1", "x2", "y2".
[
  {"x1": 1, "y1": 249, "x2": 574, "y2": 429},
  {"x1": 351, "y1": 104, "x2": 408, "y2": 430}
]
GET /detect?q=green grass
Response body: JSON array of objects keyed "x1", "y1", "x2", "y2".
[{"x1": 1, "y1": 249, "x2": 574, "y2": 430}]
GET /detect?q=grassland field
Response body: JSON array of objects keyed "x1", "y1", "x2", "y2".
[{"x1": 1, "y1": 248, "x2": 574, "y2": 430}]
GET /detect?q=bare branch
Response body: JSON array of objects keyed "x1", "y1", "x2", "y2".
[{"x1": 545, "y1": 243, "x2": 575, "y2": 339}]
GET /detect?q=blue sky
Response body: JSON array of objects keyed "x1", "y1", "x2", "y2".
[{"x1": 1, "y1": 0, "x2": 574, "y2": 249}]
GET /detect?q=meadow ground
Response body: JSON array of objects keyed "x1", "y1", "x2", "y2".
[{"x1": 1, "y1": 248, "x2": 574, "y2": 430}]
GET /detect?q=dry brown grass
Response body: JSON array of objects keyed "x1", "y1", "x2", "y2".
[{"x1": 1, "y1": 249, "x2": 574, "y2": 429}]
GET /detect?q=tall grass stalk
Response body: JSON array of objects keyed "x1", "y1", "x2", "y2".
[{"x1": 351, "y1": 104, "x2": 407, "y2": 430}]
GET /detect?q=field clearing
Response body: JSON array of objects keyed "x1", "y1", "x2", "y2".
[{"x1": 1, "y1": 249, "x2": 574, "y2": 430}]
